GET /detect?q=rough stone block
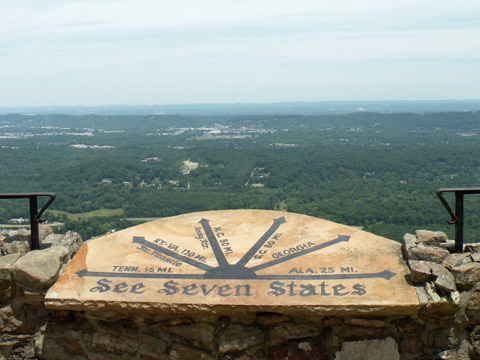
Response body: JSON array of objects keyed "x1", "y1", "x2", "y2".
[
  {"x1": 415, "y1": 230, "x2": 448, "y2": 244},
  {"x1": 0, "y1": 305, "x2": 26, "y2": 333},
  {"x1": 12, "y1": 246, "x2": 69, "y2": 290},
  {"x1": 0, "y1": 253, "x2": 22, "y2": 302},
  {"x1": 35, "y1": 331, "x2": 85, "y2": 360},
  {"x1": 451, "y1": 262, "x2": 480, "y2": 289},
  {"x1": 471, "y1": 253, "x2": 480, "y2": 263},
  {"x1": 85, "y1": 331, "x2": 138, "y2": 355},
  {"x1": 408, "y1": 260, "x2": 434, "y2": 283},
  {"x1": 42, "y1": 231, "x2": 82, "y2": 257},
  {"x1": 164, "y1": 322, "x2": 215, "y2": 351},
  {"x1": 409, "y1": 244, "x2": 450, "y2": 263},
  {"x1": 438, "y1": 239, "x2": 456, "y2": 252},
  {"x1": 1, "y1": 238, "x2": 30, "y2": 255},
  {"x1": 335, "y1": 337, "x2": 399, "y2": 360},
  {"x1": 218, "y1": 324, "x2": 264, "y2": 353},
  {"x1": 443, "y1": 253, "x2": 471, "y2": 269},
  {"x1": 398, "y1": 337, "x2": 423, "y2": 355},
  {"x1": 415, "y1": 286, "x2": 430, "y2": 307},
  {"x1": 269, "y1": 323, "x2": 321, "y2": 343},
  {"x1": 332, "y1": 325, "x2": 384, "y2": 339},
  {"x1": 465, "y1": 244, "x2": 480, "y2": 253},
  {"x1": 169, "y1": 342, "x2": 212, "y2": 360},
  {"x1": 257, "y1": 312, "x2": 292, "y2": 326},
  {"x1": 403, "y1": 233, "x2": 418, "y2": 253},
  {"x1": 347, "y1": 318, "x2": 386, "y2": 328},
  {"x1": 39, "y1": 226, "x2": 53, "y2": 242},
  {"x1": 431, "y1": 264, "x2": 456, "y2": 292},
  {"x1": 271, "y1": 340, "x2": 328, "y2": 360},
  {"x1": 139, "y1": 334, "x2": 167, "y2": 359}
]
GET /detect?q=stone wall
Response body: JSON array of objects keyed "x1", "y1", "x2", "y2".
[{"x1": 1, "y1": 228, "x2": 480, "y2": 360}]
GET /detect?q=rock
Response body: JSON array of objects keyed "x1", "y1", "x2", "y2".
[
  {"x1": 409, "y1": 244, "x2": 450, "y2": 263},
  {"x1": 423, "y1": 283, "x2": 459, "y2": 314},
  {"x1": 333, "y1": 325, "x2": 385, "y2": 339},
  {"x1": 218, "y1": 324, "x2": 264, "y2": 354},
  {"x1": 166, "y1": 318, "x2": 193, "y2": 326},
  {"x1": 41, "y1": 231, "x2": 82, "y2": 257},
  {"x1": 139, "y1": 334, "x2": 167, "y2": 359},
  {"x1": 169, "y1": 342, "x2": 212, "y2": 360},
  {"x1": 403, "y1": 233, "x2": 418, "y2": 248},
  {"x1": 12, "y1": 246, "x2": 69, "y2": 290},
  {"x1": 85, "y1": 331, "x2": 138, "y2": 355},
  {"x1": 39, "y1": 226, "x2": 53, "y2": 242},
  {"x1": 471, "y1": 253, "x2": 480, "y2": 262},
  {"x1": 0, "y1": 253, "x2": 22, "y2": 302},
  {"x1": 0, "y1": 305, "x2": 26, "y2": 332},
  {"x1": 347, "y1": 318, "x2": 386, "y2": 328},
  {"x1": 431, "y1": 264, "x2": 457, "y2": 292},
  {"x1": 399, "y1": 337, "x2": 423, "y2": 355},
  {"x1": 465, "y1": 244, "x2": 480, "y2": 253},
  {"x1": 257, "y1": 312, "x2": 292, "y2": 326},
  {"x1": 335, "y1": 337, "x2": 399, "y2": 360},
  {"x1": 1, "y1": 230, "x2": 31, "y2": 255},
  {"x1": 164, "y1": 322, "x2": 215, "y2": 351},
  {"x1": 40, "y1": 234, "x2": 64, "y2": 249},
  {"x1": 415, "y1": 286, "x2": 430, "y2": 307},
  {"x1": 438, "y1": 239, "x2": 456, "y2": 252},
  {"x1": 271, "y1": 341, "x2": 328, "y2": 360},
  {"x1": 2, "y1": 240, "x2": 30, "y2": 255},
  {"x1": 443, "y1": 253, "x2": 471, "y2": 269},
  {"x1": 415, "y1": 230, "x2": 448, "y2": 244},
  {"x1": 270, "y1": 323, "x2": 321, "y2": 344},
  {"x1": 408, "y1": 260, "x2": 434, "y2": 283},
  {"x1": 466, "y1": 291, "x2": 480, "y2": 314},
  {"x1": 4, "y1": 229, "x2": 30, "y2": 242},
  {"x1": 0, "y1": 253, "x2": 22, "y2": 279},
  {"x1": 425, "y1": 282, "x2": 441, "y2": 302},
  {"x1": 36, "y1": 329, "x2": 85, "y2": 359},
  {"x1": 451, "y1": 262, "x2": 480, "y2": 289}
]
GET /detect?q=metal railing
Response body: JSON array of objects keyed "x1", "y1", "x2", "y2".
[
  {"x1": 0, "y1": 193, "x2": 56, "y2": 250},
  {"x1": 436, "y1": 187, "x2": 480, "y2": 253}
]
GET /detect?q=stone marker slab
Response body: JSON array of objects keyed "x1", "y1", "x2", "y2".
[{"x1": 45, "y1": 210, "x2": 419, "y2": 316}]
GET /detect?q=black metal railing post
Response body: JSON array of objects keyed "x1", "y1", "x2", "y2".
[
  {"x1": 436, "y1": 187, "x2": 480, "y2": 253},
  {"x1": 0, "y1": 193, "x2": 56, "y2": 250}
]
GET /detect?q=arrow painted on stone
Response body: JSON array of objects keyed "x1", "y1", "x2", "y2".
[
  {"x1": 255, "y1": 269, "x2": 396, "y2": 281},
  {"x1": 236, "y1": 216, "x2": 287, "y2": 267},
  {"x1": 133, "y1": 236, "x2": 213, "y2": 272},
  {"x1": 75, "y1": 269, "x2": 205, "y2": 279},
  {"x1": 75, "y1": 268, "x2": 396, "y2": 281},
  {"x1": 249, "y1": 235, "x2": 351, "y2": 272},
  {"x1": 199, "y1": 218, "x2": 229, "y2": 268}
]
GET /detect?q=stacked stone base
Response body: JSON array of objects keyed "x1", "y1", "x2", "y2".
[{"x1": 1, "y1": 228, "x2": 480, "y2": 359}]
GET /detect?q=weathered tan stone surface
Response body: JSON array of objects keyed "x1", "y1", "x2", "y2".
[{"x1": 46, "y1": 210, "x2": 419, "y2": 315}]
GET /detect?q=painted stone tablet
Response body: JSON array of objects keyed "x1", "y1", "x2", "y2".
[{"x1": 45, "y1": 210, "x2": 419, "y2": 316}]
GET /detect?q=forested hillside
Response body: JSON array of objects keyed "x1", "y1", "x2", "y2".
[{"x1": 1, "y1": 111, "x2": 480, "y2": 242}]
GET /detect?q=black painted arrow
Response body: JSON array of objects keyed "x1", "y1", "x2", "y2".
[
  {"x1": 199, "y1": 218, "x2": 229, "y2": 267},
  {"x1": 249, "y1": 235, "x2": 351, "y2": 272},
  {"x1": 76, "y1": 269, "x2": 205, "y2": 279},
  {"x1": 133, "y1": 236, "x2": 213, "y2": 272},
  {"x1": 75, "y1": 268, "x2": 396, "y2": 281},
  {"x1": 255, "y1": 270, "x2": 396, "y2": 281},
  {"x1": 236, "y1": 216, "x2": 286, "y2": 267}
]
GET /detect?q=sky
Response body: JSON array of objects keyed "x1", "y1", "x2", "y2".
[{"x1": 1, "y1": 0, "x2": 480, "y2": 106}]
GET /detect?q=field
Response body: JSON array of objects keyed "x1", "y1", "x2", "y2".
[{"x1": 1, "y1": 110, "x2": 480, "y2": 241}]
